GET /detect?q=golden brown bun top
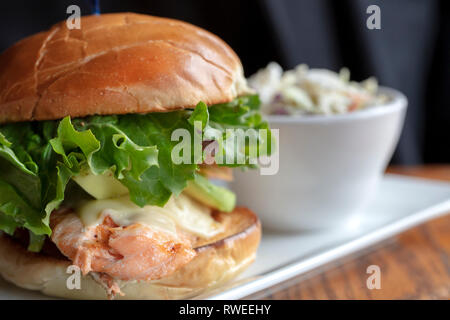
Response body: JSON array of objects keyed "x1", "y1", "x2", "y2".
[{"x1": 0, "y1": 13, "x2": 251, "y2": 124}]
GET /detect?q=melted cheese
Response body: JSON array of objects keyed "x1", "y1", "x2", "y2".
[{"x1": 76, "y1": 193, "x2": 223, "y2": 238}]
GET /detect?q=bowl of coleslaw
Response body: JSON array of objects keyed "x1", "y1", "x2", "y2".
[{"x1": 230, "y1": 63, "x2": 407, "y2": 231}]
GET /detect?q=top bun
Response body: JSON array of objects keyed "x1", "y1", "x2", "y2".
[{"x1": 0, "y1": 13, "x2": 251, "y2": 124}]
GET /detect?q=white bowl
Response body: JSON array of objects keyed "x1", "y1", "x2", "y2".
[{"x1": 230, "y1": 87, "x2": 407, "y2": 231}]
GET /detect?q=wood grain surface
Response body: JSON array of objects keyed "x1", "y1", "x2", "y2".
[{"x1": 251, "y1": 166, "x2": 450, "y2": 300}]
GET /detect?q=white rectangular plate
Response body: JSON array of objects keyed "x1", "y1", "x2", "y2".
[
  {"x1": 1, "y1": 174, "x2": 449, "y2": 300},
  {"x1": 202, "y1": 174, "x2": 450, "y2": 299}
]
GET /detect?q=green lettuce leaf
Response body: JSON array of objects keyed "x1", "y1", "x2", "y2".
[
  {"x1": 201, "y1": 95, "x2": 273, "y2": 166},
  {"x1": 0, "y1": 179, "x2": 50, "y2": 235},
  {"x1": 0, "y1": 95, "x2": 272, "y2": 251}
]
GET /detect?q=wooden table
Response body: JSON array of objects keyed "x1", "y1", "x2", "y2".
[{"x1": 254, "y1": 166, "x2": 450, "y2": 300}]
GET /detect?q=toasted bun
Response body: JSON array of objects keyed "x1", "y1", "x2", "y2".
[
  {"x1": 0, "y1": 207, "x2": 260, "y2": 299},
  {"x1": 0, "y1": 13, "x2": 251, "y2": 124}
]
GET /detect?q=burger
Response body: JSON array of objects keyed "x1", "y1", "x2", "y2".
[{"x1": 0, "y1": 13, "x2": 271, "y2": 299}]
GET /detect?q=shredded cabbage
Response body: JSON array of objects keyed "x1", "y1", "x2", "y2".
[{"x1": 248, "y1": 62, "x2": 388, "y2": 115}]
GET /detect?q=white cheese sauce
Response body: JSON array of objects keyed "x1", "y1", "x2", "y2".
[{"x1": 76, "y1": 193, "x2": 223, "y2": 238}]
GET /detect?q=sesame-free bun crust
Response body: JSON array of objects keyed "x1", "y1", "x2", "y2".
[
  {"x1": 0, "y1": 208, "x2": 260, "y2": 300},
  {"x1": 0, "y1": 13, "x2": 251, "y2": 124}
]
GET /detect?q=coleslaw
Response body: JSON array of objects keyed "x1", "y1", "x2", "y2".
[{"x1": 248, "y1": 62, "x2": 388, "y2": 115}]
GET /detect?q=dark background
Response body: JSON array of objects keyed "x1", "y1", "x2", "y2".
[{"x1": 0, "y1": 0, "x2": 448, "y2": 165}]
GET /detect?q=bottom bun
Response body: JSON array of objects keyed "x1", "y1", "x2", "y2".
[{"x1": 0, "y1": 207, "x2": 261, "y2": 299}]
